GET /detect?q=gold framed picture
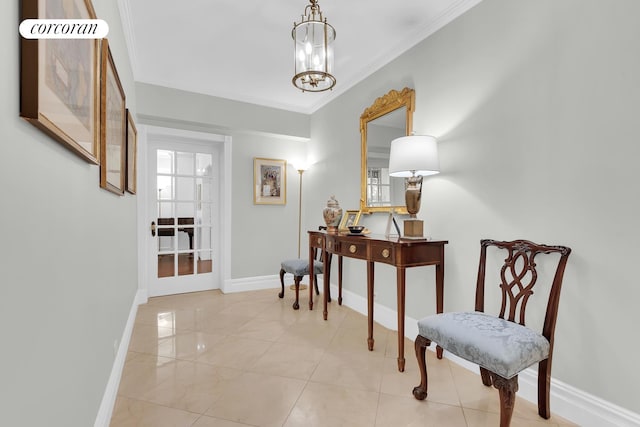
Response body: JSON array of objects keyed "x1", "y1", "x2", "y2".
[
  {"x1": 254, "y1": 158, "x2": 286, "y2": 205},
  {"x1": 339, "y1": 210, "x2": 362, "y2": 231},
  {"x1": 19, "y1": 0, "x2": 100, "y2": 164},
  {"x1": 99, "y1": 39, "x2": 126, "y2": 195},
  {"x1": 125, "y1": 109, "x2": 137, "y2": 194}
]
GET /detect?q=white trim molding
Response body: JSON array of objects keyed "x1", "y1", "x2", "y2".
[
  {"x1": 223, "y1": 275, "x2": 281, "y2": 294},
  {"x1": 94, "y1": 290, "x2": 146, "y2": 427}
]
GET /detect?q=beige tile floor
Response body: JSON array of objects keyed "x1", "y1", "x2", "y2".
[{"x1": 110, "y1": 289, "x2": 578, "y2": 427}]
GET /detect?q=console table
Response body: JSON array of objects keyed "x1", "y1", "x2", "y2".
[{"x1": 308, "y1": 230, "x2": 448, "y2": 372}]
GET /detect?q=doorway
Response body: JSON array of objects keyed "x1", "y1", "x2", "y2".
[{"x1": 142, "y1": 126, "x2": 230, "y2": 297}]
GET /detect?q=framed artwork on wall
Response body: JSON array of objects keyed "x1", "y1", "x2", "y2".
[
  {"x1": 125, "y1": 109, "x2": 137, "y2": 194},
  {"x1": 254, "y1": 158, "x2": 286, "y2": 205},
  {"x1": 99, "y1": 39, "x2": 126, "y2": 195},
  {"x1": 19, "y1": 0, "x2": 101, "y2": 164}
]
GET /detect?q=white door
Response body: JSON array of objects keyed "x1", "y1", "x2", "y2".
[{"x1": 147, "y1": 138, "x2": 222, "y2": 297}]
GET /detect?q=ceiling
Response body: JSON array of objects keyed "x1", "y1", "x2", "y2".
[{"x1": 119, "y1": 0, "x2": 482, "y2": 114}]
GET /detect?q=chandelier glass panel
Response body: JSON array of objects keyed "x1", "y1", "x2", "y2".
[{"x1": 292, "y1": 0, "x2": 336, "y2": 92}]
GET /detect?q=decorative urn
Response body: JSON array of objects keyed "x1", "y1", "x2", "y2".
[{"x1": 323, "y1": 195, "x2": 343, "y2": 233}]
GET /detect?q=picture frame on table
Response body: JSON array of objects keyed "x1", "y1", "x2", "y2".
[
  {"x1": 385, "y1": 211, "x2": 402, "y2": 238},
  {"x1": 19, "y1": 0, "x2": 101, "y2": 164},
  {"x1": 99, "y1": 39, "x2": 126, "y2": 195},
  {"x1": 254, "y1": 158, "x2": 286, "y2": 205},
  {"x1": 339, "y1": 210, "x2": 362, "y2": 231},
  {"x1": 125, "y1": 109, "x2": 137, "y2": 194}
]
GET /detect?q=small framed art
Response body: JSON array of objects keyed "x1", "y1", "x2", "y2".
[
  {"x1": 99, "y1": 39, "x2": 126, "y2": 195},
  {"x1": 254, "y1": 158, "x2": 286, "y2": 205},
  {"x1": 339, "y1": 210, "x2": 362, "y2": 231}
]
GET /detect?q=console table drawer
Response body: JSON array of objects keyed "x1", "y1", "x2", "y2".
[
  {"x1": 335, "y1": 239, "x2": 368, "y2": 260},
  {"x1": 310, "y1": 233, "x2": 324, "y2": 249},
  {"x1": 370, "y1": 242, "x2": 395, "y2": 264}
]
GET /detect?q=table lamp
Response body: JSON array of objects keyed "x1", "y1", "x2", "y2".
[{"x1": 388, "y1": 135, "x2": 440, "y2": 238}]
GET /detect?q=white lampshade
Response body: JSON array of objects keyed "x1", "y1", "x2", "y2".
[{"x1": 388, "y1": 135, "x2": 440, "y2": 177}]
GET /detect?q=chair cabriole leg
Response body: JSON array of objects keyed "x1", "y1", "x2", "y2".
[
  {"x1": 490, "y1": 373, "x2": 519, "y2": 427},
  {"x1": 480, "y1": 367, "x2": 492, "y2": 386},
  {"x1": 412, "y1": 335, "x2": 430, "y2": 400}
]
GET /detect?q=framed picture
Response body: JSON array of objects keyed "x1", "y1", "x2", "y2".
[
  {"x1": 339, "y1": 210, "x2": 362, "y2": 231},
  {"x1": 125, "y1": 109, "x2": 137, "y2": 194},
  {"x1": 254, "y1": 158, "x2": 286, "y2": 205},
  {"x1": 99, "y1": 39, "x2": 126, "y2": 195},
  {"x1": 385, "y1": 212, "x2": 402, "y2": 238},
  {"x1": 20, "y1": 0, "x2": 100, "y2": 164}
]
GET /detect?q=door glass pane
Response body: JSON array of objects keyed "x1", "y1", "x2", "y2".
[
  {"x1": 158, "y1": 254, "x2": 175, "y2": 277},
  {"x1": 158, "y1": 201, "x2": 174, "y2": 219},
  {"x1": 176, "y1": 152, "x2": 195, "y2": 175},
  {"x1": 157, "y1": 150, "x2": 174, "y2": 174},
  {"x1": 196, "y1": 177, "x2": 212, "y2": 202},
  {"x1": 176, "y1": 202, "x2": 195, "y2": 219},
  {"x1": 199, "y1": 202, "x2": 212, "y2": 227},
  {"x1": 176, "y1": 176, "x2": 195, "y2": 200},
  {"x1": 198, "y1": 251, "x2": 213, "y2": 274},
  {"x1": 157, "y1": 175, "x2": 173, "y2": 201},
  {"x1": 197, "y1": 226, "x2": 212, "y2": 251},
  {"x1": 177, "y1": 218, "x2": 194, "y2": 251},
  {"x1": 158, "y1": 233, "x2": 175, "y2": 252},
  {"x1": 177, "y1": 253, "x2": 194, "y2": 276},
  {"x1": 196, "y1": 153, "x2": 212, "y2": 176}
]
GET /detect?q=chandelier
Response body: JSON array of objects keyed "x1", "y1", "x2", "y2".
[{"x1": 292, "y1": 0, "x2": 336, "y2": 92}]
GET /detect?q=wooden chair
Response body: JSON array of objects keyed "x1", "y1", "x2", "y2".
[
  {"x1": 279, "y1": 226, "x2": 331, "y2": 310},
  {"x1": 413, "y1": 239, "x2": 571, "y2": 426}
]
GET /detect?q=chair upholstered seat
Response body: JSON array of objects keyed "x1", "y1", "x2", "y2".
[
  {"x1": 418, "y1": 311, "x2": 550, "y2": 379},
  {"x1": 281, "y1": 258, "x2": 323, "y2": 277}
]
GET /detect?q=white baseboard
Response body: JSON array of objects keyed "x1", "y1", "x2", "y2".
[
  {"x1": 330, "y1": 284, "x2": 640, "y2": 427},
  {"x1": 93, "y1": 289, "x2": 146, "y2": 427},
  {"x1": 222, "y1": 274, "x2": 281, "y2": 294}
]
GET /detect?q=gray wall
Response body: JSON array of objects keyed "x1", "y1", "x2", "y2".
[
  {"x1": 0, "y1": 1, "x2": 137, "y2": 426},
  {"x1": 305, "y1": 0, "x2": 640, "y2": 414}
]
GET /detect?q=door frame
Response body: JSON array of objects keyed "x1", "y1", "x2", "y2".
[{"x1": 137, "y1": 125, "x2": 232, "y2": 301}]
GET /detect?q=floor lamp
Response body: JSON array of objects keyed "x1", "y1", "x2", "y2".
[{"x1": 291, "y1": 165, "x2": 309, "y2": 290}]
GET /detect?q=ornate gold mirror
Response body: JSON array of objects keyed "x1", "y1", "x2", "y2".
[{"x1": 360, "y1": 87, "x2": 415, "y2": 214}]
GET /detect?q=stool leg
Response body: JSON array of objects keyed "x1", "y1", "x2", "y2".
[
  {"x1": 278, "y1": 269, "x2": 286, "y2": 298},
  {"x1": 293, "y1": 276, "x2": 301, "y2": 310}
]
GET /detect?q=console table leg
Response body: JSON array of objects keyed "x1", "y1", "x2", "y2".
[
  {"x1": 309, "y1": 245, "x2": 314, "y2": 310},
  {"x1": 338, "y1": 256, "x2": 343, "y2": 305},
  {"x1": 436, "y1": 251, "x2": 445, "y2": 359},
  {"x1": 367, "y1": 261, "x2": 375, "y2": 351},
  {"x1": 323, "y1": 250, "x2": 331, "y2": 321},
  {"x1": 397, "y1": 267, "x2": 406, "y2": 371}
]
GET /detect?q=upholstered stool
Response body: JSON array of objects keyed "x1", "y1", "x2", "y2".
[{"x1": 279, "y1": 258, "x2": 328, "y2": 309}]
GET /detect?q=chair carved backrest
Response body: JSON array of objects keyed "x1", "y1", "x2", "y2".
[{"x1": 475, "y1": 239, "x2": 572, "y2": 342}]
